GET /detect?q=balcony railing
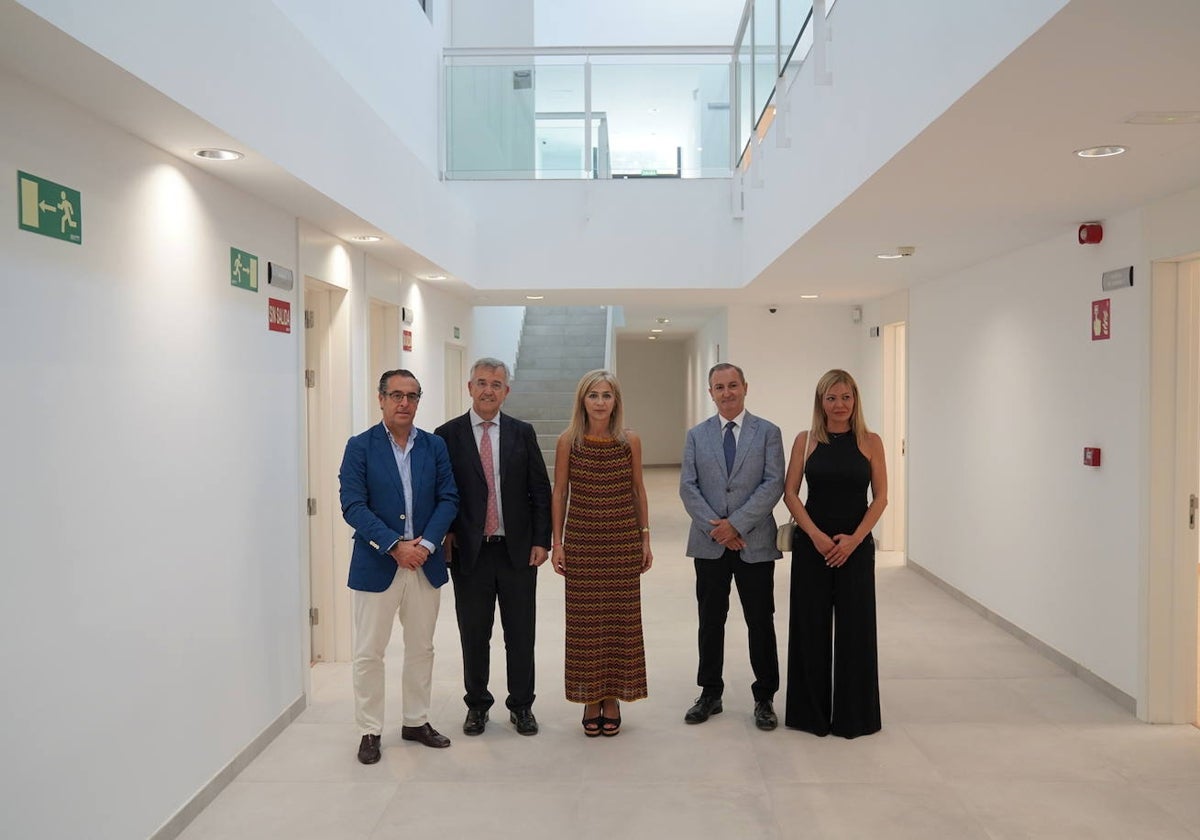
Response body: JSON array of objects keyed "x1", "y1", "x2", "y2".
[
  {"x1": 444, "y1": 47, "x2": 733, "y2": 180},
  {"x1": 734, "y1": 0, "x2": 836, "y2": 167},
  {"x1": 442, "y1": 2, "x2": 835, "y2": 181}
]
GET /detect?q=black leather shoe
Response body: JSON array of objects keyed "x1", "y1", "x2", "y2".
[
  {"x1": 357, "y1": 734, "x2": 381, "y2": 764},
  {"x1": 684, "y1": 695, "x2": 723, "y2": 724},
  {"x1": 510, "y1": 708, "x2": 539, "y2": 736},
  {"x1": 401, "y1": 723, "x2": 451, "y2": 748},
  {"x1": 463, "y1": 709, "x2": 488, "y2": 736},
  {"x1": 754, "y1": 700, "x2": 778, "y2": 731}
]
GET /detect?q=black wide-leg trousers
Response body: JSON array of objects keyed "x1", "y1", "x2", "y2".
[{"x1": 784, "y1": 535, "x2": 880, "y2": 738}]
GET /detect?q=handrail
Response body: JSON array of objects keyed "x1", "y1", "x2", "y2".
[{"x1": 445, "y1": 46, "x2": 733, "y2": 57}]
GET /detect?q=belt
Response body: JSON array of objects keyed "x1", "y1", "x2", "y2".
[{"x1": 482, "y1": 535, "x2": 506, "y2": 544}]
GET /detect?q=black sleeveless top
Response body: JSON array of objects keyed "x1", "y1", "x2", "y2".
[{"x1": 803, "y1": 432, "x2": 871, "y2": 536}]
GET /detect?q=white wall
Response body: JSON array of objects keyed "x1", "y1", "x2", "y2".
[
  {"x1": 471, "y1": 305, "x2": 525, "y2": 377},
  {"x1": 450, "y1": 179, "x2": 742, "y2": 290},
  {"x1": 908, "y1": 208, "x2": 1148, "y2": 697},
  {"x1": 742, "y1": 0, "x2": 1069, "y2": 280},
  {"x1": 534, "y1": 0, "x2": 744, "y2": 46},
  {"x1": 0, "y1": 70, "x2": 303, "y2": 840},
  {"x1": 17, "y1": 0, "x2": 479, "y2": 279},
  {"x1": 616, "y1": 337, "x2": 687, "y2": 465},
  {"x1": 451, "y1": 0, "x2": 534, "y2": 46},
  {"x1": 275, "y1": 0, "x2": 447, "y2": 174},
  {"x1": 684, "y1": 310, "x2": 728, "y2": 428}
]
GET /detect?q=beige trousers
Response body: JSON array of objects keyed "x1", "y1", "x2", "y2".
[{"x1": 352, "y1": 567, "x2": 442, "y2": 735}]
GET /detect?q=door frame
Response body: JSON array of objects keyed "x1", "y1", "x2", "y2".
[
  {"x1": 880, "y1": 321, "x2": 907, "y2": 553},
  {"x1": 304, "y1": 277, "x2": 353, "y2": 664}
]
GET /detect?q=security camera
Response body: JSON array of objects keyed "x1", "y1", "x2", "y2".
[{"x1": 768, "y1": 306, "x2": 778, "y2": 314}]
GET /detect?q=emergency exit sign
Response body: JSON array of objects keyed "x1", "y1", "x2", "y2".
[
  {"x1": 230, "y1": 246, "x2": 258, "y2": 291},
  {"x1": 17, "y1": 171, "x2": 81, "y2": 244}
]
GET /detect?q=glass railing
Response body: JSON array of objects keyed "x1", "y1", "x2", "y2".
[
  {"x1": 733, "y1": 0, "x2": 836, "y2": 167},
  {"x1": 442, "y1": 2, "x2": 836, "y2": 180},
  {"x1": 444, "y1": 48, "x2": 732, "y2": 180}
]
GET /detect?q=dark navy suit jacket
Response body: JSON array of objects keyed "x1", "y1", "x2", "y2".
[
  {"x1": 338, "y1": 423, "x2": 459, "y2": 591},
  {"x1": 434, "y1": 411, "x2": 551, "y2": 572}
]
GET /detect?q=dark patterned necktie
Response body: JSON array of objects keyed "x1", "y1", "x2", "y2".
[{"x1": 724, "y1": 421, "x2": 737, "y2": 474}]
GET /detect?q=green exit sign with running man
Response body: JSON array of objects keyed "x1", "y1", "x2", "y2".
[{"x1": 17, "y1": 171, "x2": 81, "y2": 244}]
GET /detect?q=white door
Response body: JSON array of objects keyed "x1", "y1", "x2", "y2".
[
  {"x1": 304, "y1": 280, "x2": 353, "y2": 663},
  {"x1": 444, "y1": 343, "x2": 465, "y2": 419},
  {"x1": 1147, "y1": 257, "x2": 1200, "y2": 722},
  {"x1": 1183, "y1": 259, "x2": 1200, "y2": 725},
  {"x1": 369, "y1": 301, "x2": 400, "y2": 405}
]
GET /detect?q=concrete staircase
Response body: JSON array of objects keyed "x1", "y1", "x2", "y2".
[{"x1": 503, "y1": 306, "x2": 609, "y2": 469}]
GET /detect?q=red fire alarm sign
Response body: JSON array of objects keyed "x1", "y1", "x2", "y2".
[
  {"x1": 1084, "y1": 447, "x2": 1102, "y2": 467},
  {"x1": 1091, "y1": 299, "x2": 1110, "y2": 341}
]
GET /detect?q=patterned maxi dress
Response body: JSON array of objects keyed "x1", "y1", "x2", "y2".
[{"x1": 563, "y1": 436, "x2": 649, "y2": 703}]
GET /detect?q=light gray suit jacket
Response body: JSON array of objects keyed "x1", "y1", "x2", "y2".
[{"x1": 679, "y1": 411, "x2": 785, "y2": 563}]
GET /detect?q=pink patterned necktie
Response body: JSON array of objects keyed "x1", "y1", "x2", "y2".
[{"x1": 480, "y1": 421, "x2": 499, "y2": 536}]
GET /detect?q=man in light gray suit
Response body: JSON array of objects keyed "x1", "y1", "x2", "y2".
[{"x1": 679, "y1": 363, "x2": 785, "y2": 731}]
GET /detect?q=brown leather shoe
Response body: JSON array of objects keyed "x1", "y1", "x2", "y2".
[
  {"x1": 401, "y1": 723, "x2": 451, "y2": 748},
  {"x1": 357, "y1": 734, "x2": 381, "y2": 764}
]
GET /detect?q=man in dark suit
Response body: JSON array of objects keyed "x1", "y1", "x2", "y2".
[
  {"x1": 339, "y1": 369, "x2": 459, "y2": 764},
  {"x1": 435, "y1": 357, "x2": 552, "y2": 736},
  {"x1": 679, "y1": 363, "x2": 785, "y2": 731}
]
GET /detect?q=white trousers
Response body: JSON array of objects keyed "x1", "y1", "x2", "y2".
[{"x1": 352, "y1": 567, "x2": 442, "y2": 735}]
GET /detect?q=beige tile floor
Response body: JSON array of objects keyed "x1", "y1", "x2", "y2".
[{"x1": 179, "y1": 467, "x2": 1200, "y2": 840}]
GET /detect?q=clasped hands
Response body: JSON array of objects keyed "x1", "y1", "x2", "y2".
[
  {"x1": 810, "y1": 531, "x2": 861, "y2": 567},
  {"x1": 389, "y1": 538, "x2": 429, "y2": 570},
  {"x1": 708, "y1": 518, "x2": 745, "y2": 550}
]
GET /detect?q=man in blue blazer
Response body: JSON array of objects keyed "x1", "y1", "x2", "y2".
[
  {"x1": 435, "y1": 358, "x2": 551, "y2": 737},
  {"x1": 679, "y1": 363, "x2": 785, "y2": 731},
  {"x1": 339, "y1": 369, "x2": 459, "y2": 764}
]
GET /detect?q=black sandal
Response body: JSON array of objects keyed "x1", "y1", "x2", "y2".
[
  {"x1": 582, "y1": 703, "x2": 602, "y2": 737},
  {"x1": 600, "y1": 699, "x2": 621, "y2": 736}
]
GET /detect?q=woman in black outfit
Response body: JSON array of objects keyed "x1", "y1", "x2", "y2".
[{"x1": 783, "y1": 369, "x2": 887, "y2": 738}]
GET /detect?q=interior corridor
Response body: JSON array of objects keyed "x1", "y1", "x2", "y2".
[{"x1": 179, "y1": 467, "x2": 1200, "y2": 839}]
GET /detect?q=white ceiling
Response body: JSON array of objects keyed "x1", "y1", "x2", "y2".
[{"x1": 3, "y1": 0, "x2": 1199, "y2": 341}]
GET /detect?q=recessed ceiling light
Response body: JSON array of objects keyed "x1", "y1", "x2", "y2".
[
  {"x1": 1125, "y1": 111, "x2": 1200, "y2": 125},
  {"x1": 1075, "y1": 145, "x2": 1126, "y2": 158},
  {"x1": 655, "y1": 317, "x2": 670, "y2": 324},
  {"x1": 651, "y1": 328, "x2": 664, "y2": 333},
  {"x1": 877, "y1": 246, "x2": 915, "y2": 259},
  {"x1": 800, "y1": 294, "x2": 819, "y2": 299},
  {"x1": 525, "y1": 294, "x2": 544, "y2": 300},
  {"x1": 876, "y1": 253, "x2": 904, "y2": 260},
  {"x1": 419, "y1": 273, "x2": 448, "y2": 281},
  {"x1": 194, "y1": 148, "x2": 243, "y2": 161},
  {"x1": 352, "y1": 234, "x2": 382, "y2": 242},
  {"x1": 648, "y1": 335, "x2": 658, "y2": 340}
]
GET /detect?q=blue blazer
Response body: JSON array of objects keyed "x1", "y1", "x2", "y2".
[
  {"x1": 338, "y1": 423, "x2": 459, "y2": 591},
  {"x1": 679, "y1": 411, "x2": 785, "y2": 563}
]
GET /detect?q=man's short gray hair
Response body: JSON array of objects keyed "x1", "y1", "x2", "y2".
[{"x1": 470, "y1": 357, "x2": 510, "y2": 379}]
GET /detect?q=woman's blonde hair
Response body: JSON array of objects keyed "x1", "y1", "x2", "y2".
[
  {"x1": 809, "y1": 368, "x2": 870, "y2": 448},
  {"x1": 566, "y1": 369, "x2": 626, "y2": 447}
]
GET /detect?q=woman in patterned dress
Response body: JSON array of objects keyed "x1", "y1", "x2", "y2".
[{"x1": 551, "y1": 370, "x2": 653, "y2": 736}]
